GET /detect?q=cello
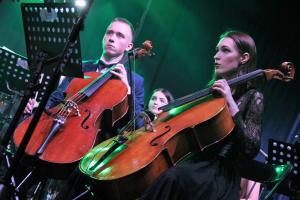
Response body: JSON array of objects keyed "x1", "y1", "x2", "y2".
[
  {"x1": 13, "y1": 41, "x2": 154, "y2": 178},
  {"x1": 79, "y1": 62, "x2": 295, "y2": 200}
]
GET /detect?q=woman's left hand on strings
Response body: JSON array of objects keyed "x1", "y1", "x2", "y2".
[{"x1": 212, "y1": 79, "x2": 239, "y2": 116}]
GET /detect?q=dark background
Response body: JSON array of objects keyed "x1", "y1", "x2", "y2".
[{"x1": 0, "y1": 0, "x2": 299, "y2": 199}]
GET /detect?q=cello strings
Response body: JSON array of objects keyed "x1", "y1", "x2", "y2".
[
  {"x1": 56, "y1": 86, "x2": 88, "y2": 116},
  {"x1": 132, "y1": 53, "x2": 136, "y2": 131},
  {"x1": 61, "y1": 67, "x2": 116, "y2": 107},
  {"x1": 56, "y1": 65, "x2": 118, "y2": 117},
  {"x1": 86, "y1": 140, "x2": 113, "y2": 169},
  {"x1": 86, "y1": 113, "x2": 154, "y2": 170},
  {"x1": 86, "y1": 122, "x2": 137, "y2": 170}
]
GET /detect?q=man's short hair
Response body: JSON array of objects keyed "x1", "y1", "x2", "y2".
[{"x1": 111, "y1": 17, "x2": 135, "y2": 41}]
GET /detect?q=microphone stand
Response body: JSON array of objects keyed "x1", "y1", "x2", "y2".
[
  {"x1": 0, "y1": 1, "x2": 94, "y2": 198},
  {"x1": 127, "y1": 50, "x2": 136, "y2": 129},
  {"x1": 0, "y1": 51, "x2": 48, "y2": 198}
]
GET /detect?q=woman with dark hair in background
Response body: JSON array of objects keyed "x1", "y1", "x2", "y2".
[{"x1": 147, "y1": 88, "x2": 174, "y2": 116}]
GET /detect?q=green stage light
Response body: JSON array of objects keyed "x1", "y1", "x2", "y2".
[{"x1": 74, "y1": 0, "x2": 86, "y2": 8}]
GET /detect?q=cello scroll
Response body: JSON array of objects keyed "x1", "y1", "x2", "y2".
[
  {"x1": 264, "y1": 62, "x2": 295, "y2": 82},
  {"x1": 130, "y1": 40, "x2": 155, "y2": 58}
]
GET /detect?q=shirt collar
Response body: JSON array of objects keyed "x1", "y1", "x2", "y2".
[{"x1": 97, "y1": 59, "x2": 116, "y2": 70}]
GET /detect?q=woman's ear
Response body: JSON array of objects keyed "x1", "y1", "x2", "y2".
[{"x1": 240, "y1": 52, "x2": 250, "y2": 64}]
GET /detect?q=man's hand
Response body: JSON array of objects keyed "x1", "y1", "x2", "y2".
[
  {"x1": 24, "y1": 98, "x2": 38, "y2": 114},
  {"x1": 110, "y1": 64, "x2": 131, "y2": 94}
]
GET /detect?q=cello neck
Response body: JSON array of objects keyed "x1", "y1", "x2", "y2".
[
  {"x1": 77, "y1": 40, "x2": 155, "y2": 101},
  {"x1": 227, "y1": 69, "x2": 264, "y2": 87},
  {"x1": 79, "y1": 66, "x2": 116, "y2": 98},
  {"x1": 160, "y1": 69, "x2": 265, "y2": 112},
  {"x1": 161, "y1": 60, "x2": 296, "y2": 112}
]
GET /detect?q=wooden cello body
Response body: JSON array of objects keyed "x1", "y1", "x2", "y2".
[
  {"x1": 13, "y1": 72, "x2": 128, "y2": 178},
  {"x1": 79, "y1": 62, "x2": 295, "y2": 199},
  {"x1": 79, "y1": 96, "x2": 234, "y2": 200},
  {"x1": 13, "y1": 40, "x2": 154, "y2": 178}
]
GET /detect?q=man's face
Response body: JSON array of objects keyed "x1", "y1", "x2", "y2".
[{"x1": 102, "y1": 21, "x2": 133, "y2": 57}]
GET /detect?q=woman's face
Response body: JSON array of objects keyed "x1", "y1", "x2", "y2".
[
  {"x1": 214, "y1": 37, "x2": 242, "y2": 78},
  {"x1": 148, "y1": 91, "x2": 169, "y2": 115}
]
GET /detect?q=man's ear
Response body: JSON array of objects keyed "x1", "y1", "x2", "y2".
[
  {"x1": 126, "y1": 42, "x2": 133, "y2": 51},
  {"x1": 240, "y1": 52, "x2": 250, "y2": 64}
]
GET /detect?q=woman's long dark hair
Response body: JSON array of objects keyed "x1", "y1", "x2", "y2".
[{"x1": 208, "y1": 30, "x2": 257, "y2": 87}]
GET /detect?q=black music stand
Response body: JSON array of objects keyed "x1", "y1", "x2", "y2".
[
  {"x1": 263, "y1": 139, "x2": 300, "y2": 198},
  {"x1": 0, "y1": 46, "x2": 61, "y2": 138},
  {"x1": 0, "y1": 46, "x2": 56, "y2": 140},
  {"x1": 0, "y1": 46, "x2": 29, "y2": 200},
  {"x1": 0, "y1": 45, "x2": 70, "y2": 103},
  {"x1": 0, "y1": 92, "x2": 21, "y2": 141},
  {"x1": 0, "y1": 2, "x2": 92, "y2": 199},
  {"x1": 22, "y1": 3, "x2": 83, "y2": 78},
  {"x1": 0, "y1": 46, "x2": 29, "y2": 94}
]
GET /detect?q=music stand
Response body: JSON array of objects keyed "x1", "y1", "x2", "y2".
[
  {"x1": 265, "y1": 139, "x2": 300, "y2": 197},
  {"x1": 0, "y1": 46, "x2": 69, "y2": 103},
  {"x1": 0, "y1": 2, "x2": 91, "y2": 199},
  {"x1": 21, "y1": 3, "x2": 83, "y2": 78},
  {"x1": 0, "y1": 46, "x2": 62, "y2": 137},
  {"x1": 0, "y1": 47, "x2": 30, "y2": 94},
  {"x1": 0, "y1": 47, "x2": 28, "y2": 142}
]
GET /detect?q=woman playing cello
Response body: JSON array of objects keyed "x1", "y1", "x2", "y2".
[{"x1": 141, "y1": 30, "x2": 263, "y2": 200}]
